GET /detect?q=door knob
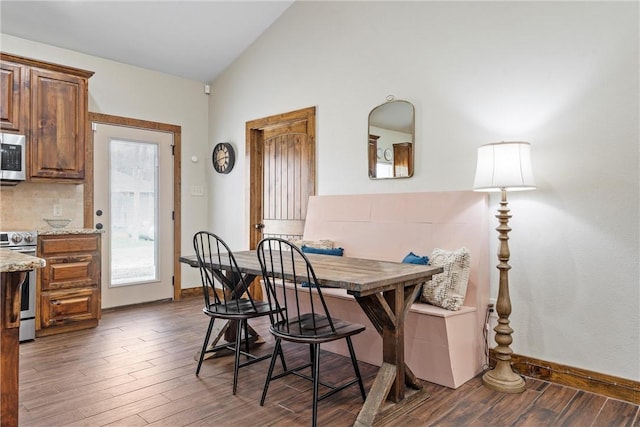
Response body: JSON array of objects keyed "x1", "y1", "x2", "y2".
[
  {"x1": 96, "y1": 210, "x2": 103, "y2": 216},
  {"x1": 96, "y1": 223, "x2": 103, "y2": 230},
  {"x1": 254, "y1": 223, "x2": 265, "y2": 229}
]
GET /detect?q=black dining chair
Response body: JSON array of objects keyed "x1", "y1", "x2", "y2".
[
  {"x1": 256, "y1": 237, "x2": 367, "y2": 427},
  {"x1": 193, "y1": 231, "x2": 282, "y2": 395}
]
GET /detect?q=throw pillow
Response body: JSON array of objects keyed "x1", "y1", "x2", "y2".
[
  {"x1": 402, "y1": 251, "x2": 429, "y2": 300},
  {"x1": 421, "y1": 247, "x2": 471, "y2": 311},
  {"x1": 402, "y1": 251, "x2": 429, "y2": 265},
  {"x1": 301, "y1": 246, "x2": 344, "y2": 256},
  {"x1": 288, "y1": 239, "x2": 335, "y2": 250}
]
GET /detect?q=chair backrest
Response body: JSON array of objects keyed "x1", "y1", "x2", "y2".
[
  {"x1": 192, "y1": 231, "x2": 258, "y2": 313},
  {"x1": 257, "y1": 237, "x2": 338, "y2": 338}
]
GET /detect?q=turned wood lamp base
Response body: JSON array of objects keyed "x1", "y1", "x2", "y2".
[
  {"x1": 482, "y1": 188, "x2": 527, "y2": 394},
  {"x1": 482, "y1": 362, "x2": 526, "y2": 393}
]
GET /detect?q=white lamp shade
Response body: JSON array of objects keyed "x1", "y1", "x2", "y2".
[{"x1": 473, "y1": 141, "x2": 536, "y2": 192}]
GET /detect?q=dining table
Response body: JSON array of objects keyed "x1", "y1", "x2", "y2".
[{"x1": 180, "y1": 250, "x2": 443, "y2": 426}]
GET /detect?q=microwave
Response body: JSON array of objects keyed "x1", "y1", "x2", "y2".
[{"x1": 0, "y1": 133, "x2": 26, "y2": 184}]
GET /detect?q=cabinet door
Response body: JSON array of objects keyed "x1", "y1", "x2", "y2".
[
  {"x1": 30, "y1": 68, "x2": 87, "y2": 180},
  {"x1": 0, "y1": 61, "x2": 27, "y2": 133}
]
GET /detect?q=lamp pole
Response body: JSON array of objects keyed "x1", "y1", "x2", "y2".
[{"x1": 482, "y1": 188, "x2": 526, "y2": 393}]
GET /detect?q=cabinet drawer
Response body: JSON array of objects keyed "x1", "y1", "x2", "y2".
[
  {"x1": 40, "y1": 289, "x2": 99, "y2": 327},
  {"x1": 40, "y1": 234, "x2": 100, "y2": 255},
  {"x1": 41, "y1": 254, "x2": 99, "y2": 290}
]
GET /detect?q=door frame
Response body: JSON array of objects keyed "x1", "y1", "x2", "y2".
[
  {"x1": 84, "y1": 112, "x2": 182, "y2": 301},
  {"x1": 245, "y1": 106, "x2": 316, "y2": 249}
]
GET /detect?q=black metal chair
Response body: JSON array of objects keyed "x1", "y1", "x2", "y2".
[
  {"x1": 256, "y1": 237, "x2": 366, "y2": 427},
  {"x1": 193, "y1": 231, "x2": 281, "y2": 394}
]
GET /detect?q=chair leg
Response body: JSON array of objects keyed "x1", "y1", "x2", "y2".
[
  {"x1": 261, "y1": 338, "x2": 282, "y2": 406},
  {"x1": 243, "y1": 319, "x2": 250, "y2": 358},
  {"x1": 311, "y1": 343, "x2": 320, "y2": 427},
  {"x1": 196, "y1": 317, "x2": 215, "y2": 376},
  {"x1": 278, "y1": 343, "x2": 287, "y2": 372},
  {"x1": 232, "y1": 319, "x2": 244, "y2": 395},
  {"x1": 346, "y1": 336, "x2": 366, "y2": 401}
]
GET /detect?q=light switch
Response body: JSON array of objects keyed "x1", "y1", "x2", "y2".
[{"x1": 191, "y1": 185, "x2": 204, "y2": 196}]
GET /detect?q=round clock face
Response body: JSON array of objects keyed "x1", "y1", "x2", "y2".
[
  {"x1": 384, "y1": 148, "x2": 392, "y2": 161},
  {"x1": 212, "y1": 142, "x2": 235, "y2": 174}
]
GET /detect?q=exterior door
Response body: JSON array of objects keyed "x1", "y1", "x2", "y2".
[
  {"x1": 92, "y1": 122, "x2": 174, "y2": 308},
  {"x1": 246, "y1": 107, "x2": 316, "y2": 249}
]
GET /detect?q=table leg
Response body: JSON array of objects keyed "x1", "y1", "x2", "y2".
[{"x1": 353, "y1": 283, "x2": 423, "y2": 426}]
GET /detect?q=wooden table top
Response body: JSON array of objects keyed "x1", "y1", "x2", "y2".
[{"x1": 180, "y1": 250, "x2": 442, "y2": 297}]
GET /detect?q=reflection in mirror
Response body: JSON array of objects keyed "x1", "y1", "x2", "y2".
[{"x1": 368, "y1": 99, "x2": 415, "y2": 179}]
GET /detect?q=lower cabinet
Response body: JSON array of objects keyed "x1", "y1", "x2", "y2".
[{"x1": 36, "y1": 233, "x2": 101, "y2": 336}]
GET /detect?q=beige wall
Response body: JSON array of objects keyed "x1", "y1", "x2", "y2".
[
  {"x1": 207, "y1": 1, "x2": 639, "y2": 381},
  {"x1": 0, "y1": 33, "x2": 209, "y2": 288}
]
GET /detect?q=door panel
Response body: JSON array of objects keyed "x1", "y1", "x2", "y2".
[
  {"x1": 246, "y1": 107, "x2": 316, "y2": 300},
  {"x1": 93, "y1": 123, "x2": 174, "y2": 308},
  {"x1": 262, "y1": 127, "x2": 312, "y2": 239},
  {"x1": 247, "y1": 107, "x2": 316, "y2": 248}
]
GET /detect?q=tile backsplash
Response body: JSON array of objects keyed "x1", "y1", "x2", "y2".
[{"x1": 0, "y1": 182, "x2": 84, "y2": 230}]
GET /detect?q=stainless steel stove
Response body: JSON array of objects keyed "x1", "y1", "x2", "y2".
[{"x1": 1, "y1": 230, "x2": 37, "y2": 341}]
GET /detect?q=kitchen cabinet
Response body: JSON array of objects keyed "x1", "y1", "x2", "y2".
[
  {"x1": 36, "y1": 233, "x2": 101, "y2": 336},
  {"x1": 0, "y1": 53, "x2": 93, "y2": 182},
  {"x1": 0, "y1": 59, "x2": 28, "y2": 133}
]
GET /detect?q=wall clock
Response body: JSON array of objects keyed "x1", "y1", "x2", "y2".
[
  {"x1": 384, "y1": 148, "x2": 392, "y2": 161},
  {"x1": 212, "y1": 142, "x2": 235, "y2": 174}
]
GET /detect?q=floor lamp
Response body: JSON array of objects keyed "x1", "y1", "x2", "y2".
[{"x1": 473, "y1": 141, "x2": 535, "y2": 394}]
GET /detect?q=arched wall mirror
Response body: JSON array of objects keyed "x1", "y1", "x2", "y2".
[{"x1": 368, "y1": 99, "x2": 415, "y2": 179}]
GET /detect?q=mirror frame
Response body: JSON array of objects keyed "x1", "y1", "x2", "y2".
[{"x1": 367, "y1": 99, "x2": 415, "y2": 179}]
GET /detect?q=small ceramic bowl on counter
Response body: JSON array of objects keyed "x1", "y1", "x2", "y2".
[{"x1": 42, "y1": 218, "x2": 72, "y2": 229}]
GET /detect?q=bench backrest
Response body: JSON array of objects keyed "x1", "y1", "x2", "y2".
[{"x1": 302, "y1": 191, "x2": 489, "y2": 309}]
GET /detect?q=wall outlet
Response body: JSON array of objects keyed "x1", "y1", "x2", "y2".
[
  {"x1": 53, "y1": 204, "x2": 62, "y2": 217},
  {"x1": 488, "y1": 298, "x2": 498, "y2": 318},
  {"x1": 486, "y1": 297, "x2": 498, "y2": 349}
]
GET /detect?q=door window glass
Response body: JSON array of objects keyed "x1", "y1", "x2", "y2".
[{"x1": 109, "y1": 139, "x2": 158, "y2": 286}]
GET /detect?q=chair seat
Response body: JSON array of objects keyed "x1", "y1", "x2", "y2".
[
  {"x1": 270, "y1": 313, "x2": 365, "y2": 344},
  {"x1": 204, "y1": 299, "x2": 277, "y2": 320}
]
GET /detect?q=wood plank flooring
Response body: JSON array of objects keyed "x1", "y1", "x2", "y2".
[{"x1": 18, "y1": 297, "x2": 640, "y2": 426}]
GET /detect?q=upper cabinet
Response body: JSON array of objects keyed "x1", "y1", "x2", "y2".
[
  {"x1": 0, "y1": 59, "x2": 28, "y2": 133},
  {"x1": 30, "y1": 68, "x2": 89, "y2": 180},
  {"x1": 0, "y1": 53, "x2": 94, "y2": 182}
]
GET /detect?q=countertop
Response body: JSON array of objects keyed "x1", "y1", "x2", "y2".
[
  {"x1": 0, "y1": 249, "x2": 46, "y2": 273},
  {"x1": 37, "y1": 228, "x2": 105, "y2": 235}
]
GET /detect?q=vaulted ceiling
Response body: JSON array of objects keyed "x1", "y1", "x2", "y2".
[{"x1": 0, "y1": 1, "x2": 294, "y2": 82}]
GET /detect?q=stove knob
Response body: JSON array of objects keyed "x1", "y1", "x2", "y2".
[
  {"x1": 11, "y1": 234, "x2": 23, "y2": 244},
  {"x1": 23, "y1": 233, "x2": 35, "y2": 243}
]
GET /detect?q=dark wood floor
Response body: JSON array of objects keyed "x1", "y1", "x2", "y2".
[{"x1": 18, "y1": 297, "x2": 639, "y2": 426}]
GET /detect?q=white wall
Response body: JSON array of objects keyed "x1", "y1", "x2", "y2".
[
  {"x1": 0, "y1": 34, "x2": 209, "y2": 288},
  {"x1": 207, "y1": 2, "x2": 639, "y2": 380}
]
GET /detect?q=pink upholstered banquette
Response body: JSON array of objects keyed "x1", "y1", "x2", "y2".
[{"x1": 299, "y1": 191, "x2": 489, "y2": 388}]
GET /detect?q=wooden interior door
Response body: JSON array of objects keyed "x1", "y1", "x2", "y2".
[
  {"x1": 246, "y1": 106, "x2": 316, "y2": 248},
  {"x1": 393, "y1": 142, "x2": 413, "y2": 177}
]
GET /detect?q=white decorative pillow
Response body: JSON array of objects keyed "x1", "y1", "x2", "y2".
[
  {"x1": 421, "y1": 247, "x2": 471, "y2": 311},
  {"x1": 288, "y1": 239, "x2": 335, "y2": 250}
]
